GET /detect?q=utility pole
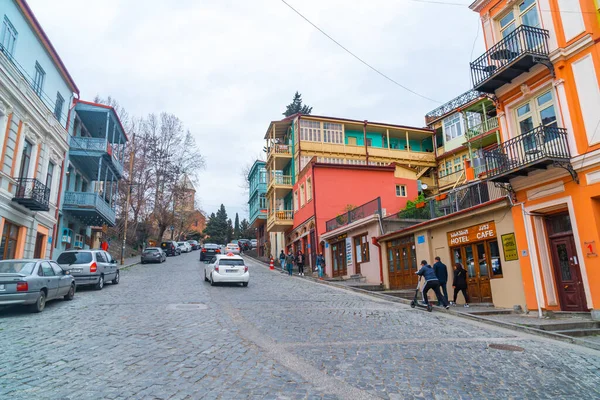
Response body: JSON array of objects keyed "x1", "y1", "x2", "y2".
[{"x1": 121, "y1": 132, "x2": 135, "y2": 265}]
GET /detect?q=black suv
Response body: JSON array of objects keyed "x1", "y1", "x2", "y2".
[{"x1": 160, "y1": 241, "x2": 181, "y2": 256}]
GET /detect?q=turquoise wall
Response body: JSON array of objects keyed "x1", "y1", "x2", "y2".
[
  {"x1": 345, "y1": 129, "x2": 434, "y2": 152},
  {"x1": 1, "y1": 1, "x2": 74, "y2": 128},
  {"x1": 345, "y1": 130, "x2": 386, "y2": 147}
]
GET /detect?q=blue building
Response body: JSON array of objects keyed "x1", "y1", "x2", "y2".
[
  {"x1": 0, "y1": 0, "x2": 79, "y2": 259},
  {"x1": 54, "y1": 100, "x2": 127, "y2": 257},
  {"x1": 248, "y1": 160, "x2": 267, "y2": 256}
]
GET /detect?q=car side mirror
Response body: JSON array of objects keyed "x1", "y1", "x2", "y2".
[{"x1": 111, "y1": 260, "x2": 117, "y2": 264}]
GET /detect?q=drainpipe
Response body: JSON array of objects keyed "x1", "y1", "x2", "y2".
[
  {"x1": 372, "y1": 237, "x2": 384, "y2": 286},
  {"x1": 521, "y1": 202, "x2": 544, "y2": 318},
  {"x1": 363, "y1": 120, "x2": 369, "y2": 164},
  {"x1": 50, "y1": 154, "x2": 66, "y2": 259}
]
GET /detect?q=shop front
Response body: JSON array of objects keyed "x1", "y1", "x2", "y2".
[{"x1": 386, "y1": 236, "x2": 417, "y2": 290}]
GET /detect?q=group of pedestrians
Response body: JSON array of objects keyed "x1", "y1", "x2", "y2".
[
  {"x1": 278, "y1": 249, "x2": 326, "y2": 278},
  {"x1": 416, "y1": 256, "x2": 470, "y2": 309}
]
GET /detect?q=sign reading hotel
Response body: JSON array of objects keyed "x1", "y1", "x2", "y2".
[
  {"x1": 447, "y1": 222, "x2": 497, "y2": 246},
  {"x1": 501, "y1": 233, "x2": 519, "y2": 261}
]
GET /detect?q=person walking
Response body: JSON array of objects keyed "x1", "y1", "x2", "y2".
[
  {"x1": 416, "y1": 260, "x2": 450, "y2": 309},
  {"x1": 285, "y1": 250, "x2": 295, "y2": 276},
  {"x1": 432, "y1": 256, "x2": 448, "y2": 306},
  {"x1": 296, "y1": 250, "x2": 305, "y2": 276},
  {"x1": 279, "y1": 250, "x2": 286, "y2": 271},
  {"x1": 316, "y1": 252, "x2": 325, "y2": 279},
  {"x1": 452, "y1": 263, "x2": 470, "y2": 307}
]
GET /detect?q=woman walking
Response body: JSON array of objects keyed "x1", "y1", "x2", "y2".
[
  {"x1": 452, "y1": 263, "x2": 470, "y2": 307},
  {"x1": 285, "y1": 250, "x2": 295, "y2": 276},
  {"x1": 316, "y1": 252, "x2": 325, "y2": 279},
  {"x1": 296, "y1": 250, "x2": 305, "y2": 276}
]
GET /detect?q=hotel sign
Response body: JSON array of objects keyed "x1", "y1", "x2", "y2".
[{"x1": 447, "y1": 221, "x2": 496, "y2": 246}]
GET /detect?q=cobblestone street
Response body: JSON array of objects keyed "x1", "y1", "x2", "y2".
[{"x1": 1, "y1": 252, "x2": 599, "y2": 399}]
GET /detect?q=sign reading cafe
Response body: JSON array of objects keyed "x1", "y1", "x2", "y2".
[{"x1": 447, "y1": 222, "x2": 497, "y2": 246}]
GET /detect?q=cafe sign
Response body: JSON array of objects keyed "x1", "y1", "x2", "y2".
[{"x1": 447, "y1": 221, "x2": 496, "y2": 246}]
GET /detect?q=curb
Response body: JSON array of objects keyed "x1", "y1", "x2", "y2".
[
  {"x1": 120, "y1": 262, "x2": 140, "y2": 270},
  {"x1": 245, "y1": 255, "x2": 600, "y2": 352}
]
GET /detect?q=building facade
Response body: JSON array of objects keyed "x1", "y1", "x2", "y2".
[
  {"x1": 0, "y1": 0, "x2": 78, "y2": 260},
  {"x1": 468, "y1": 0, "x2": 600, "y2": 313},
  {"x1": 248, "y1": 160, "x2": 270, "y2": 257}
]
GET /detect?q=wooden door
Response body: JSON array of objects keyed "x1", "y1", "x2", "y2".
[
  {"x1": 457, "y1": 243, "x2": 493, "y2": 303},
  {"x1": 34, "y1": 233, "x2": 45, "y2": 258},
  {"x1": 388, "y1": 242, "x2": 417, "y2": 290},
  {"x1": 474, "y1": 242, "x2": 493, "y2": 303},
  {"x1": 549, "y1": 236, "x2": 587, "y2": 312},
  {"x1": 387, "y1": 245, "x2": 401, "y2": 289},
  {"x1": 331, "y1": 241, "x2": 347, "y2": 277}
]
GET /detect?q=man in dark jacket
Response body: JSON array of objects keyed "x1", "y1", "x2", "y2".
[
  {"x1": 433, "y1": 256, "x2": 449, "y2": 306},
  {"x1": 416, "y1": 260, "x2": 450, "y2": 309}
]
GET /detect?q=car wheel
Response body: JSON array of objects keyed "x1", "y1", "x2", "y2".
[
  {"x1": 112, "y1": 270, "x2": 120, "y2": 284},
  {"x1": 30, "y1": 290, "x2": 46, "y2": 313},
  {"x1": 204, "y1": 270, "x2": 209, "y2": 282},
  {"x1": 64, "y1": 284, "x2": 76, "y2": 300},
  {"x1": 94, "y1": 275, "x2": 104, "y2": 290},
  {"x1": 210, "y1": 274, "x2": 216, "y2": 286},
  {"x1": 141, "y1": 260, "x2": 146, "y2": 264},
  {"x1": 242, "y1": 282, "x2": 248, "y2": 287}
]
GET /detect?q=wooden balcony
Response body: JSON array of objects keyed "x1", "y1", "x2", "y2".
[
  {"x1": 267, "y1": 171, "x2": 293, "y2": 195},
  {"x1": 62, "y1": 191, "x2": 116, "y2": 227},
  {"x1": 267, "y1": 144, "x2": 292, "y2": 170},
  {"x1": 470, "y1": 25, "x2": 551, "y2": 93},
  {"x1": 267, "y1": 210, "x2": 294, "y2": 232},
  {"x1": 483, "y1": 126, "x2": 571, "y2": 182},
  {"x1": 69, "y1": 136, "x2": 124, "y2": 178},
  {"x1": 465, "y1": 117, "x2": 499, "y2": 141}
]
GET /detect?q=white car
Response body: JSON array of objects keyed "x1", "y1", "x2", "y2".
[
  {"x1": 225, "y1": 243, "x2": 240, "y2": 255},
  {"x1": 177, "y1": 242, "x2": 192, "y2": 253},
  {"x1": 203, "y1": 253, "x2": 249, "y2": 287}
]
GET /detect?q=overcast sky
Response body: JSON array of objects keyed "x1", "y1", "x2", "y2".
[{"x1": 28, "y1": 0, "x2": 483, "y2": 220}]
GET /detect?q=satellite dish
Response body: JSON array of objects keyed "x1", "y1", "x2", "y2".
[{"x1": 421, "y1": 183, "x2": 428, "y2": 190}]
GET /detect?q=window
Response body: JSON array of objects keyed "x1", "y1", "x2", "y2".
[
  {"x1": 306, "y1": 177, "x2": 312, "y2": 201},
  {"x1": 259, "y1": 194, "x2": 266, "y2": 209},
  {"x1": 41, "y1": 262, "x2": 54, "y2": 276},
  {"x1": 96, "y1": 252, "x2": 107, "y2": 263},
  {"x1": 515, "y1": 90, "x2": 557, "y2": 150},
  {"x1": 453, "y1": 157, "x2": 463, "y2": 172},
  {"x1": 323, "y1": 122, "x2": 343, "y2": 144},
  {"x1": 19, "y1": 140, "x2": 33, "y2": 179},
  {"x1": 300, "y1": 120, "x2": 321, "y2": 142},
  {"x1": 366, "y1": 138, "x2": 373, "y2": 147},
  {"x1": 33, "y1": 62, "x2": 45, "y2": 96},
  {"x1": 294, "y1": 191, "x2": 299, "y2": 211},
  {"x1": 46, "y1": 162, "x2": 54, "y2": 193},
  {"x1": 347, "y1": 137, "x2": 357, "y2": 145},
  {"x1": 1, "y1": 16, "x2": 17, "y2": 56},
  {"x1": 54, "y1": 92, "x2": 64, "y2": 121},
  {"x1": 300, "y1": 184, "x2": 305, "y2": 207},
  {"x1": 50, "y1": 262, "x2": 63, "y2": 276},
  {"x1": 0, "y1": 221, "x2": 19, "y2": 260},
  {"x1": 396, "y1": 184, "x2": 407, "y2": 197},
  {"x1": 354, "y1": 234, "x2": 370, "y2": 264},
  {"x1": 443, "y1": 113, "x2": 463, "y2": 142},
  {"x1": 497, "y1": 0, "x2": 540, "y2": 47}
]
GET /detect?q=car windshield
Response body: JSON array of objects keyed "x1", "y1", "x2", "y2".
[
  {"x1": 144, "y1": 248, "x2": 159, "y2": 253},
  {"x1": 177, "y1": 242, "x2": 186, "y2": 246},
  {"x1": 57, "y1": 252, "x2": 93, "y2": 265},
  {"x1": 204, "y1": 244, "x2": 218, "y2": 249},
  {"x1": 219, "y1": 259, "x2": 245, "y2": 266},
  {"x1": 0, "y1": 261, "x2": 36, "y2": 274}
]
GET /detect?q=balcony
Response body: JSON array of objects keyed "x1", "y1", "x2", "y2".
[
  {"x1": 267, "y1": 144, "x2": 292, "y2": 170},
  {"x1": 267, "y1": 171, "x2": 293, "y2": 194},
  {"x1": 465, "y1": 117, "x2": 499, "y2": 141},
  {"x1": 326, "y1": 198, "x2": 381, "y2": 232},
  {"x1": 267, "y1": 210, "x2": 294, "y2": 232},
  {"x1": 425, "y1": 90, "x2": 482, "y2": 125},
  {"x1": 69, "y1": 136, "x2": 124, "y2": 178},
  {"x1": 62, "y1": 192, "x2": 116, "y2": 227},
  {"x1": 483, "y1": 126, "x2": 571, "y2": 182},
  {"x1": 471, "y1": 25, "x2": 551, "y2": 93},
  {"x1": 438, "y1": 169, "x2": 466, "y2": 189},
  {"x1": 12, "y1": 178, "x2": 50, "y2": 211}
]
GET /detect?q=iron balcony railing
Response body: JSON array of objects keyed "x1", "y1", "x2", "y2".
[
  {"x1": 389, "y1": 181, "x2": 505, "y2": 223},
  {"x1": 483, "y1": 126, "x2": 571, "y2": 180},
  {"x1": 425, "y1": 89, "x2": 482, "y2": 124},
  {"x1": 466, "y1": 116, "x2": 499, "y2": 140},
  {"x1": 325, "y1": 197, "x2": 382, "y2": 232},
  {"x1": 470, "y1": 25, "x2": 550, "y2": 91},
  {"x1": 12, "y1": 178, "x2": 51, "y2": 211},
  {"x1": 63, "y1": 191, "x2": 116, "y2": 224}
]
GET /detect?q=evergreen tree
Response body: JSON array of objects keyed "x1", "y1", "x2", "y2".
[
  {"x1": 226, "y1": 218, "x2": 234, "y2": 243},
  {"x1": 234, "y1": 213, "x2": 241, "y2": 239},
  {"x1": 239, "y1": 219, "x2": 250, "y2": 238},
  {"x1": 283, "y1": 91, "x2": 313, "y2": 117},
  {"x1": 203, "y1": 204, "x2": 230, "y2": 244}
]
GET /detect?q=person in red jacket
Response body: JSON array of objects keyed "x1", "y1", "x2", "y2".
[{"x1": 101, "y1": 240, "x2": 109, "y2": 251}]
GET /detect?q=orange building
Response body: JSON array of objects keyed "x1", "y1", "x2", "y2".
[{"x1": 469, "y1": 0, "x2": 600, "y2": 314}]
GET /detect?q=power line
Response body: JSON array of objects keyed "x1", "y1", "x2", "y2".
[{"x1": 279, "y1": 0, "x2": 441, "y2": 104}]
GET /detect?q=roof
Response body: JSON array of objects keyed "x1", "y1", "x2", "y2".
[
  {"x1": 179, "y1": 174, "x2": 196, "y2": 191},
  {"x1": 248, "y1": 159, "x2": 266, "y2": 178},
  {"x1": 75, "y1": 100, "x2": 129, "y2": 141},
  {"x1": 17, "y1": 0, "x2": 79, "y2": 94}
]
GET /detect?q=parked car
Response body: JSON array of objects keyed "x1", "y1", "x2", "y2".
[
  {"x1": 141, "y1": 247, "x2": 166, "y2": 264},
  {"x1": 57, "y1": 250, "x2": 119, "y2": 290},
  {"x1": 0, "y1": 259, "x2": 76, "y2": 313},
  {"x1": 160, "y1": 241, "x2": 181, "y2": 256},
  {"x1": 225, "y1": 243, "x2": 241, "y2": 255},
  {"x1": 237, "y1": 239, "x2": 251, "y2": 251},
  {"x1": 203, "y1": 253, "x2": 249, "y2": 287},
  {"x1": 250, "y1": 239, "x2": 257, "y2": 249},
  {"x1": 187, "y1": 240, "x2": 200, "y2": 250},
  {"x1": 200, "y1": 243, "x2": 221, "y2": 261},
  {"x1": 177, "y1": 242, "x2": 192, "y2": 253}
]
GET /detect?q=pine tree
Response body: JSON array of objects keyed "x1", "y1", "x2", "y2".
[
  {"x1": 226, "y1": 219, "x2": 234, "y2": 243},
  {"x1": 283, "y1": 91, "x2": 313, "y2": 117},
  {"x1": 234, "y1": 213, "x2": 241, "y2": 239}
]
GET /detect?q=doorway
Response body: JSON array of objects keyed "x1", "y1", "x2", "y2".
[
  {"x1": 451, "y1": 242, "x2": 494, "y2": 303},
  {"x1": 546, "y1": 213, "x2": 587, "y2": 311},
  {"x1": 387, "y1": 236, "x2": 417, "y2": 289},
  {"x1": 34, "y1": 233, "x2": 45, "y2": 258},
  {"x1": 331, "y1": 240, "x2": 347, "y2": 277}
]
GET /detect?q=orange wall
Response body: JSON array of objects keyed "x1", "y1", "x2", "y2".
[{"x1": 301, "y1": 166, "x2": 418, "y2": 240}]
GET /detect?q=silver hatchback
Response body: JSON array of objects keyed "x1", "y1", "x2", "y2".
[
  {"x1": 0, "y1": 259, "x2": 76, "y2": 313},
  {"x1": 57, "y1": 250, "x2": 120, "y2": 290}
]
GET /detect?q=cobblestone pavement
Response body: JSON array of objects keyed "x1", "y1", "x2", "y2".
[{"x1": 1, "y1": 253, "x2": 599, "y2": 399}]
